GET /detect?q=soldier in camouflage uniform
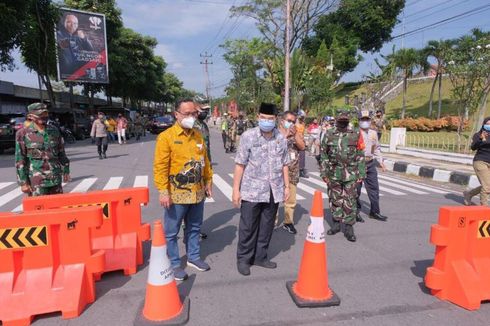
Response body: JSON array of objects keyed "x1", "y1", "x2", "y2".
[
  {"x1": 15, "y1": 103, "x2": 70, "y2": 196},
  {"x1": 134, "y1": 113, "x2": 144, "y2": 141},
  {"x1": 320, "y1": 110, "x2": 365, "y2": 242},
  {"x1": 227, "y1": 115, "x2": 237, "y2": 153},
  {"x1": 194, "y1": 104, "x2": 212, "y2": 163}
]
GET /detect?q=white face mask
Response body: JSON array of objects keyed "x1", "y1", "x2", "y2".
[
  {"x1": 180, "y1": 116, "x2": 196, "y2": 129},
  {"x1": 359, "y1": 121, "x2": 371, "y2": 129}
]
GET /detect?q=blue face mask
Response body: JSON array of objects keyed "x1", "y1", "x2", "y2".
[
  {"x1": 283, "y1": 121, "x2": 293, "y2": 129},
  {"x1": 259, "y1": 119, "x2": 276, "y2": 132},
  {"x1": 484, "y1": 125, "x2": 490, "y2": 131}
]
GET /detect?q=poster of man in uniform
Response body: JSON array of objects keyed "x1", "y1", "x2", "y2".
[{"x1": 56, "y1": 8, "x2": 109, "y2": 83}]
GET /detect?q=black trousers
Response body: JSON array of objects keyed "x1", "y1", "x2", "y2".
[
  {"x1": 222, "y1": 132, "x2": 227, "y2": 149},
  {"x1": 95, "y1": 136, "x2": 108, "y2": 154},
  {"x1": 299, "y1": 150, "x2": 306, "y2": 170},
  {"x1": 237, "y1": 192, "x2": 279, "y2": 265},
  {"x1": 357, "y1": 160, "x2": 380, "y2": 214}
]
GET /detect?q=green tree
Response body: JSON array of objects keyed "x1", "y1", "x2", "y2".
[
  {"x1": 0, "y1": 1, "x2": 29, "y2": 71},
  {"x1": 445, "y1": 29, "x2": 490, "y2": 151},
  {"x1": 20, "y1": 0, "x2": 60, "y2": 106},
  {"x1": 303, "y1": 0, "x2": 404, "y2": 76},
  {"x1": 423, "y1": 39, "x2": 454, "y2": 118},
  {"x1": 389, "y1": 48, "x2": 422, "y2": 119}
]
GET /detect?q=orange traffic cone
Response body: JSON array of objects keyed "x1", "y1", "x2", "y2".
[
  {"x1": 286, "y1": 190, "x2": 340, "y2": 307},
  {"x1": 135, "y1": 220, "x2": 190, "y2": 325}
]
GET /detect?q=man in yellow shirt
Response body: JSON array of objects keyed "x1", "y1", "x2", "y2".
[{"x1": 153, "y1": 98, "x2": 213, "y2": 281}]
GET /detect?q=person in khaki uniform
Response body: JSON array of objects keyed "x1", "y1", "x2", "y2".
[
  {"x1": 276, "y1": 111, "x2": 305, "y2": 234},
  {"x1": 464, "y1": 117, "x2": 490, "y2": 206}
]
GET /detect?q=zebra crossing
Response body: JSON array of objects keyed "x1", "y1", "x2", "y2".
[{"x1": 0, "y1": 172, "x2": 453, "y2": 212}]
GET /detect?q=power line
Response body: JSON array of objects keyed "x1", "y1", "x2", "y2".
[
  {"x1": 392, "y1": 4, "x2": 490, "y2": 39},
  {"x1": 201, "y1": 0, "x2": 239, "y2": 53},
  {"x1": 405, "y1": 0, "x2": 457, "y2": 19},
  {"x1": 406, "y1": 0, "x2": 425, "y2": 8},
  {"x1": 404, "y1": 0, "x2": 468, "y2": 25}
]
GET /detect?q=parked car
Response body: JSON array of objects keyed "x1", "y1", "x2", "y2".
[
  {"x1": 151, "y1": 115, "x2": 175, "y2": 134},
  {"x1": 0, "y1": 114, "x2": 18, "y2": 154}
]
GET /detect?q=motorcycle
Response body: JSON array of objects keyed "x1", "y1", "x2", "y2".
[{"x1": 60, "y1": 126, "x2": 76, "y2": 144}]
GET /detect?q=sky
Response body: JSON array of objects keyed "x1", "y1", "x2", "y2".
[{"x1": 1, "y1": 0, "x2": 489, "y2": 99}]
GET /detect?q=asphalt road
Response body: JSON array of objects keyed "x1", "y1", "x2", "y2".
[{"x1": 1, "y1": 127, "x2": 489, "y2": 326}]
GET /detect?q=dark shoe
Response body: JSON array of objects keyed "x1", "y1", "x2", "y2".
[
  {"x1": 327, "y1": 221, "x2": 341, "y2": 235},
  {"x1": 173, "y1": 267, "x2": 188, "y2": 281},
  {"x1": 344, "y1": 224, "x2": 356, "y2": 242},
  {"x1": 369, "y1": 212, "x2": 388, "y2": 221},
  {"x1": 103, "y1": 153, "x2": 107, "y2": 159},
  {"x1": 237, "y1": 262, "x2": 250, "y2": 276},
  {"x1": 253, "y1": 260, "x2": 277, "y2": 269},
  {"x1": 200, "y1": 232, "x2": 208, "y2": 239},
  {"x1": 299, "y1": 170, "x2": 309, "y2": 178},
  {"x1": 356, "y1": 214, "x2": 365, "y2": 223},
  {"x1": 225, "y1": 149, "x2": 230, "y2": 153},
  {"x1": 187, "y1": 259, "x2": 210, "y2": 272},
  {"x1": 98, "y1": 154, "x2": 103, "y2": 160},
  {"x1": 463, "y1": 190, "x2": 472, "y2": 206},
  {"x1": 283, "y1": 223, "x2": 297, "y2": 234}
]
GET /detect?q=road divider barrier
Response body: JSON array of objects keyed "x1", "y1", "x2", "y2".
[
  {"x1": 22, "y1": 187, "x2": 151, "y2": 279},
  {"x1": 425, "y1": 206, "x2": 490, "y2": 310},
  {"x1": 286, "y1": 190, "x2": 340, "y2": 307},
  {"x1": 135, "y1": 220, "x2": 189, "y2": 325},
  {"x1": 0, "y1": 207, "x2": 105, "y2": 326}
]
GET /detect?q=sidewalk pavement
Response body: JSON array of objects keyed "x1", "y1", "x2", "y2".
[{"x1": 381, "y1": 151, "x2": 478, "y2": 188}]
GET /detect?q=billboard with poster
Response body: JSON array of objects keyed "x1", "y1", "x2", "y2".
[{"x1": 55, "y1": 8, "x2": 109, "y2": 83}]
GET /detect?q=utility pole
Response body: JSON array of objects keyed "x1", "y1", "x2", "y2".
[
  {"x1": 284, "y1": 0, "x2": 291, "y2": 112},
  {"x1": 200, "y1": 52, "x2": 213, "y2": 100}
]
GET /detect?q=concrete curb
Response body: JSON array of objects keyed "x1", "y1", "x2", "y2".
[{"x1": 384, "y1": 159, "x2": 478, "y2": 188}]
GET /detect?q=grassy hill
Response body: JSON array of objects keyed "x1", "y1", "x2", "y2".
[{"x1": 332, "y1": 77, "x2": 490, "y2": 120}]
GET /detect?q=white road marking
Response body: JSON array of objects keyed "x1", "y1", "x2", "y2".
[
  {"x1": 378, "y1": 179, "x2": 428, "y2": 195},
  {"x1": 0, "y1": 182, "x2": 14, "y2": 191},
  {"x1": 378, "y1": 185, "x2": 406, "y2": 195},
  {"x1": 205, "y1": 197, "x2": 215, "y2": 203},
  {"x1": 377, "y1": 175, "x2": 449, "y2": 194},
  {"x1": 214, "y1": 174, "x2": 233, "y2": 201},
  {"x1": 133, "y1": 175, "x2": 149, "y2": 188},
  {"x1": 70, "y1": 178, "x2": 97, "y2": 193},
  {"x1": 103, "y1": 177, "x2": 123, "y2": 190},
  {"x1": 0, "y1": 188, "x2": 23, "y2": 208},
  {"x1": 296, "y1": 182, "x2": 328, "y2": 198}
]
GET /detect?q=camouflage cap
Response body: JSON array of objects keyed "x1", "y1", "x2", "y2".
[
  {"x1": 335, "y1": 108, "x2": 351, "y2": 121},
  {"x1": 27, "y1": 102, "x2": 48, "y2": 113}
]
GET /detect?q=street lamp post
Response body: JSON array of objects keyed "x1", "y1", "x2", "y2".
[{"x1": 284, "y1": 0, "x2": 291, "y2": 112}]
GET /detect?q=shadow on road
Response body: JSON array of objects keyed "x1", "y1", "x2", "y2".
[
  {"x1": 96, "y1": 270, "x2": 132, "y2": 298},
  {"x1": 69, "y1": 175, "x2": 96, "y2": 182},
  {"x1": 200, "y1": 207, "x2": 239, "y2": 259},
  {"x1": 268, "y1": 204, "x2": 308, "y2": 259},
  {"x1": 444, "y1": 193, "x2": 465, "y2": 205},
  {"x1": 177, "y1": 273, "x2": 196, "y2": 299},
  {"x1": 411, "y1": 259, "x2": 434, "y2": 295},
  {"x1": 69, "y1": 154, "x2": 129, "y2": 163}
]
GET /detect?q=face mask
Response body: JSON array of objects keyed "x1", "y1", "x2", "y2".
[
  {"x1": 198, "y1": 111, "x2": 208, "y2": 121},
  {"x1": 483, "y1": 125, "x2": 490, "y2": 132},
  {"x1": 359, "y1": 121, "x2": 371, "y2": 129},
  {"x1": 283, "y1": 121, "x2": 293, "y2": 129},
  {"x1": 336, "y1": 120, "x2": 349, "y2": 129},
  {"x1": 180, "y1": 116, "x2": 196, "y2": 129},
  {"x1": 259, "y1": 119, "x2": 275, "y2": 132}
]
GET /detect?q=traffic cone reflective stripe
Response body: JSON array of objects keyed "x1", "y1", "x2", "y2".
[
  {"x1": 286, "y1": 190, "x2": 340, "y2": 307},
  {"x1": 135, "y1": 220, "x2": 189, "y2": 325}
]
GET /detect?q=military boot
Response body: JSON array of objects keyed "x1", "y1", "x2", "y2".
[
  {"x1": 344, "y1": 224, "x2": 356, "y2": 242},
  {"x1": 327, "y1": 220, "x2": 341, "y2": 235}
]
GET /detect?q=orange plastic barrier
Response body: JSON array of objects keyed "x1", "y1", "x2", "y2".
[
  {"x1": 135, "y1": 220, "x2": 189, "y2": 325},
  {"x1": 286, "y1": 190, "x2": 340, "y2": 307},
  {"x1": 425, "y1": 206, "x2": 490, "y2": 310},
  {"x1": 0, "y1": 207, "x2": 105, "y2": 326},
  {"x1": 23, "y1": 187, "x2": 150, "y2": 279}
]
